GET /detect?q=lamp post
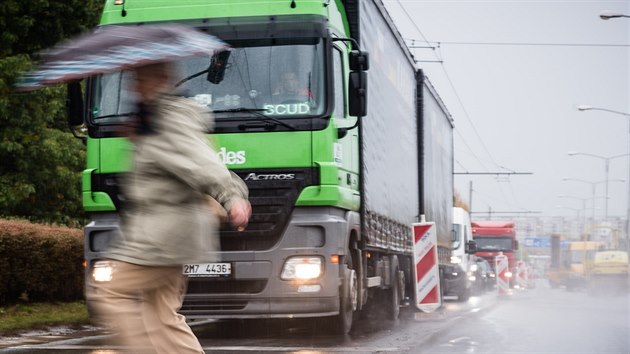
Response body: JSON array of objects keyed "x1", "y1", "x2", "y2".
[
  {"x1": 599, "y1": 11, "x2": 630, "y2": 20},
  {"x1": 557, "y1": 195, "x2": 588, "y2": 228},
  {"x1": 562, "y1": 177, "x2": 624, "y2": 222},
  {"x1": 555, "y1": 205, "x2": 582, "y2": 239},
  {"x1": 577, "y1": 105, "x2": 630, "y2": 251},
  {"x1": 567, "y1": 151, "x2": 629, "y2": 221}
]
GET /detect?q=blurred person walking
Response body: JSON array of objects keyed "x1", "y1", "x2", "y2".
[{"x1": 86, "y1": 61, "x2": 251, "y2": 353}]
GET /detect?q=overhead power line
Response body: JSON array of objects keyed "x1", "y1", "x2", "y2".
[
  {"x1": 470, "y1": 211, "x2": 542, "y2": 214},
  {"x1": 395, "y1": 1, "x2": 506, "y2": 173},
  {"x1": 395, "y1": 1, "x2": 519, "y2": 177},
  {"x1": 454, "y1": 172, "x2": 533, "y2": 175},
  {"x1": 454, "y1": 129, "x2": 489, "y2": 171},
  {"x1": 426, "y1": 41, "x2": 630, "y2": 48},
  {"x1": 395, "y1": 0, "x2": 527, "y2": 211}
]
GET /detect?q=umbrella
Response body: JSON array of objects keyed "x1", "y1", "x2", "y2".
[{"x1": 16, "y1": 24, "x2": 229, "y2": 91}]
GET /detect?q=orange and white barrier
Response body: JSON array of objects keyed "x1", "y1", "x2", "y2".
[
  {"x1": 412, "y1": 220, "x2": 441, "y2": 312},
  {"x1": 516, "y1": 260, "x2": 528, "y2": 289},
  {"x1": 495, "y1": 253, "x2": 510, "y2": 296}
]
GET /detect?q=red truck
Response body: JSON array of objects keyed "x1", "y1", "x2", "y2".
[{"x1": 471, "y1": 221, "x2": 519, "y2": 285}]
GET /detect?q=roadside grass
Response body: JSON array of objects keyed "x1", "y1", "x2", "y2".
[{"x1": 0, "y1": 302, "x2": 90, "y2": 335}]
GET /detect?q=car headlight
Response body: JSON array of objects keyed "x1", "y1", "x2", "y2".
[
  {"x1": 92, "y1": 260, "x2": 115, "y2": 282},
  {"x1": 281, "y1": 256, "x2": 323, "y2": 280}
]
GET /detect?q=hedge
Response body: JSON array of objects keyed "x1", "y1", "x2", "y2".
[{"x1": 0, "y1": 219, "x2": 83, "y2": 305}]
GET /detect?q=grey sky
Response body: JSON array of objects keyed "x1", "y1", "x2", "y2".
[{"x1": 383, "y1": 0, "x2": 630, "y2": 221}]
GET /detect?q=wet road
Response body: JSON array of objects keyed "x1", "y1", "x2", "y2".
[
  {"x1": 2, "y1": 280, "x2": 629, "y2": 353},
  {"x1": 417, "y1": 283, "x2": 630, "y2": 354}
]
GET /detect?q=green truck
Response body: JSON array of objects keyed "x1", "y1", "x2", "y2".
[{"x1": 70, "y1": 0, "x2": 456, "y2": 334}]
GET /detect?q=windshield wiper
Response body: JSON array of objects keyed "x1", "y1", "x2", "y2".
[
  {"x1": 175, "y1": 69, "x2": 209, "y2": 87},
  {"x1": 95, "y1": 113, "x2": 134, "y2": 119},
  {"x1": 213, "y1": 108, "x2": 297, "y2": 130}
]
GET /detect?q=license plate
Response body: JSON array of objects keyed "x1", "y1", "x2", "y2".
[{"x1": 183, "y1": 263, "x2": 231, "y2": 278}]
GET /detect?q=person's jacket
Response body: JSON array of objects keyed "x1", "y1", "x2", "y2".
[{"x1": 105, "y1": 94, "x2": 248, "y2": 266}]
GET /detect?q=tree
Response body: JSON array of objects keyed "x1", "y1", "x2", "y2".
[
  {"x1": 454, "y1": 190, "x2": 470, "y2": 212},
  {"x1": 0, "y1": 1, "x2": 103, "y2": 225}
]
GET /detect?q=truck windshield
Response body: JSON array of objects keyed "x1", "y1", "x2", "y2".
[
  {"x1": 571, "y1": 250, "x2": 597, "y2": 264},
  {"x1": 90, "y1": 38, "x2": 325, "y2": 124},
  {"x1": 452, "y1": 225, "x2": 462, "y2": 249},
  {"x1": 473, "y1": 236, "x2": 513, "y2": 252}
]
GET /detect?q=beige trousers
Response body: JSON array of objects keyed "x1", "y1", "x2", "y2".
[{"x1": 87, "y1": 260, "x2": 204, "y2": 354}]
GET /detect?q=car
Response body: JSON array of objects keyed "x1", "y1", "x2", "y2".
[{"x1": 470, "y1": 257, "x2": 495, "y2": 293}]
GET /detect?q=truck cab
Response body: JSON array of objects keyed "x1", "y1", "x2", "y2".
[{"x1": 471, "y1": 221, "x2": 518, "y2": 285}]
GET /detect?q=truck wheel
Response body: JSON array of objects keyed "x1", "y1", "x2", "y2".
[{"x1": 331, "y1": 257, "x2": 358, "y2": 335}]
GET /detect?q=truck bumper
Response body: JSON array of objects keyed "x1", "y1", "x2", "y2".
[
  {"x1": 84, "y1": 208, "x2": 352, "y2": 319},
  {"x1": 180, "y1": 207, "x2": 349, "y2": 319}
]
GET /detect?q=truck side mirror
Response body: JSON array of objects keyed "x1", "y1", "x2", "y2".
[
  {"x1": 66, "y1": 81, "x2": 84, "y2": 126},
  {"x1": 349, "y1": 71, "x2": 367, "y2": 117},
  {"x1": 207, "y1": 50, "x2": 231, "y2": 84},
  {"x1": 349, "y1": 50, "x2": 369, "y2": 71},
  {"x1": 466, "y1": 240, "x2": 477, "y2": 254}
]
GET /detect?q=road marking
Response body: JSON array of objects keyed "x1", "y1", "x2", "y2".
[
  {"x1": 202, "y1": 346, "x2": 407, "y2": 352},
  {"x1": 448, "y1": 336, "x2": 471, "y2": 344},
  {"x1": 9, "y1": 344, "x2": 407, "y2": 352}
]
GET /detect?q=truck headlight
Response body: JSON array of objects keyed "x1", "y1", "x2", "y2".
[
  {"x1": 92, "y1": 260, "x2": 115, "y2": 282},
  {"x1": 281, "y1": 256, "x2": 323, "y2": 280},
  {"x1": 450, "y1": 256, "x2": 462, "y2": 264},
  {"x1": 505, "y1": 271, "x2": 513, "y2": 278}
]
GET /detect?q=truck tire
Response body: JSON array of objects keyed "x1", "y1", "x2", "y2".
[
  {"x1": 330, "y1": 257, "x2": 358, "y2": 335},
  {"x1": 384, "y1": 255, "x2": 401, "y2": 320}
]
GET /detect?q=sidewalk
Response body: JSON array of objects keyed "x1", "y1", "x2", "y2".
[{"x1": 0, "y1": 325, "x2": 103, "y2": 350}]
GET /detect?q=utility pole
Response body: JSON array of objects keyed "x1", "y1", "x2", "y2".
[
  {"x1": 455, "y1": 171, "x2": 533, "y2": 213},
  {"x1": 469, "y1": 180, "x2": 473, "y2": 211}
]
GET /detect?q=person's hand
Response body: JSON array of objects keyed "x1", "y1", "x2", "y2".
[{"x1": 228, "y1": 198, "x2": 251, "y2": 231}]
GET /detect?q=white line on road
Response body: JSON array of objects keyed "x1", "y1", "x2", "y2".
[
  {"x1": 8, "y1": 344, "x2": 408, "y2": 352},
  {"x1": 448, "y1": 336, "x2": 471, "y2": 344}
]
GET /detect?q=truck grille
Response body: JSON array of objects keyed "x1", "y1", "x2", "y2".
[
  {"x1": 219, "y1": 168, "x2": 318, "y2": 251},
  {"x1": 91, "y1": 167, "x2": 318, "y2": 252}
]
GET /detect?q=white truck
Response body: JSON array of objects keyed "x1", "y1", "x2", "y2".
[{"x1": 448, "y1": 207, "x2": 477, "y2": 300}]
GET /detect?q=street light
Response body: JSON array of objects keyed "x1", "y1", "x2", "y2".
[
  {"x1": 577, "y1": 105, "x2": 630, "y2": 252},
  {"x1": 557, "y1": 195, "x2": 588, "y2": 225},
  {"x1": 562, "y1": 177, "x2": 625, "y2": 222},
  {"x1": 599, "y1": 11, "x2": 630, "y2": 20},
  {"x1": 555, "y1": 205, "x2": 581, "y2": 216},
  {"x1": 567, "y1": 151, "x2": 629, "y2": 221}
]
